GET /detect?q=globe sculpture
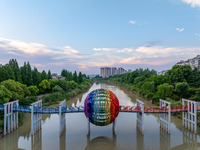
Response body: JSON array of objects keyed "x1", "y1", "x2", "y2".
[{"x1": 84, "y1": 89, "x2": 119, "y2": 126}]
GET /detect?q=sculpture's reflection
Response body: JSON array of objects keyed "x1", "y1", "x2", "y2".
[{"x1": 85, "y1": 132, "x2": 116, "y2": 150}]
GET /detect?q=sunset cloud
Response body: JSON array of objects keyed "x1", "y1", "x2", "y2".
[{"x1": 0, "y1": 37, "x2": 80, "y2": 59}]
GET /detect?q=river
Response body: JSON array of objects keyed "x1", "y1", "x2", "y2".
[{"x1": 0, "y1": 82, "x2": 200, "y2": 150}]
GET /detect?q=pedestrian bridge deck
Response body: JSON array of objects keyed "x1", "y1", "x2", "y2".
[{"x1": 1, "y1": 104, "x2": 200, "y2": 114}]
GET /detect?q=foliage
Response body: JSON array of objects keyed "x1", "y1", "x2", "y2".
[
  {"x1": 38, "y1": 79, "x2": 50, "y2": 93},
  {"x1": 157, "y1": 83, "x2": 174, "y2": 99},
  {"x1": 27, "y1": 86, "x2": 39, "y2": 96},
  {"x1": 141, "y1": 81, "x2": 155, "y2": 93},
  {"x1": 52, "y1": 85, "x2": 63, "y2": 92},
  {"x1": 48, "y1": 70, "x2": 52, "y2": 79},
  {"x1": 49, "y1": 79, "x2": 58, "y2": 89},
  {"x1": 41, "y1": 70, "x2": 48, "y2": 80},
  {"x1": 0, "y1": 85, "x2": 12, "y2": 104},
  {"x1": 73, "y1": 71, "x2": 78, "y2": 83},
  {"x1": 167, "y1": 65, "x2": 192, "y2": 83},
  {"x1": 19, "y1": 97, "x2": 37, "y2": 105},
  {"x1": 0, "y1": 79, "x2": 26, "y2": 100},
  {"x1": 175, "y1": 82, "x2": 189, "y2": 99}
]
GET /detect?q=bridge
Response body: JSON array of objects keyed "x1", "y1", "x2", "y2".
[
  {"x1": 1, "y1": 104, "x2": 199, "y2": 114},
  {"x1": 0, "y1": 98, "x2": 200, "y2": 137}
]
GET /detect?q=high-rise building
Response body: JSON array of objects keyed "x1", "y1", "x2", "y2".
[{"x1": 100, "y1": 67, "x2": 129, "y2": 78}]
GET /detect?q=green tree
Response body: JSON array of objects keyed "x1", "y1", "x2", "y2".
[
  {"x1": 41, "y1": 70, "x2": 48, "y2": 80},
  {"x1": 49, "y1": 79, "x2": 58, "y2": 89},
  {"x1": 0, "y1": 79, "x2": 26, "y2": 100},
  {"x1": 9, "y1": 59, "x2": 22, "y2": 82},
  {"x1": 20, "y1": 62, "x2": 28, "y2": 85},
  {"x1": 0, "y1": 85, "x2": 12, "y2": 104},
  {"x1": 78, "y1": 72, "x2": 83, "y2": 83},
  {"x1": 39, "y1": 79, "x2": 50, "y2": 93},
  {"x1": 73, "y1": 71, "x2": 78, "y2": 83},
  {"x1": 32, "y1": 67, "x2": 41, "y2": 86},
  {"x1": 157, "y1": 83, "x2": 174, "y2": 99},
  {"x1": 67, "y1": 80, "x2": 78, "y2": 89},
  {"x1": 26, "y1": 62, "x2": 33, "y2": 86},
  {"x1": 52, "y1": 85, "x2": 63, "y2": 92},
  {"x1": 48, "y1": 70, "x2": 52, "y2": 79},
  {"x1": 141, "y1": 81, "x2": 155, "y2": 93},
  {"x1": 27, "y1": 86, "x2": 39, "y2": 96},
  {"x1": 167, "y1": 65, "x2": 192, "y2": 83},
  {"x1": 175, "y1": 82, "x2": 190, "y2": 99}
]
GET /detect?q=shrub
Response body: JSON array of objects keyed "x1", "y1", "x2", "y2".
[
  {"x1": 145, "y1": 92, "x2": 154, "y2": 99},
  {"x1": 190, "y1": 96, "x2": 200, "y2": 101},
  {"x1": 52, "y1": 85, "x2": 63, "y2": 93},
  {"x1": 152, "y1": 95, "x2": 160, "y2": 103}
]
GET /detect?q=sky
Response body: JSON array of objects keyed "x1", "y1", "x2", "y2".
[{"x1": 0, "y1": 0, "x2": 200, "y2": 75}]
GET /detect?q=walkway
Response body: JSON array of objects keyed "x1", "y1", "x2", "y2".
[{"x1": 1, "y1": 104, "x2": 200, "y2": 114}]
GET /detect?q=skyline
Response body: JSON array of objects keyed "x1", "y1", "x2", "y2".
[{"x1": 0, "y1": 0, "x2": 200, "y2": 74}]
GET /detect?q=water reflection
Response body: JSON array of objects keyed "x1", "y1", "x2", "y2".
[{"x1": 85, "y1": 134, "x2": 116, "y2": 150}]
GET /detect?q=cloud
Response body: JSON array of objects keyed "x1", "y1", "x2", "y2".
[
  {"x1": 129, "y1": 20, "x2": 136, "y2": 24},
  {"x1": 93, "y1": 47, "x2": 133, "y2": 53},
  {"x1": 182, "y1": 0, "x2": 200, "y2": 7},
  {"x1": 93, "y1": 48, "x2": 117, "y2": 51},
  {"x1": 176, "y1": 28, "x2": 184, "y2": 32},
  {"x1": 0, "y1": 37, "x2": 80, "y2": 59}
]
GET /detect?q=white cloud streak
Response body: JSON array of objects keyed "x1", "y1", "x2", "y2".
[
  {"x1": 176, "y1": 28, "x2": 184, "y2": 32},
  {"x1": 129, "y1": 20, "x2": 136, "y2": 24},
  {"x1": 182, "y1": 0, "x2": 200, "y2": 7}
]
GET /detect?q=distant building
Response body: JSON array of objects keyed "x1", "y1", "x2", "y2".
[
  {"x1": 52, "y1": 73, "x2": 58, "y2": 79},
  {"x1": 100, "y1": 67, "x2": 128, "y2": 78},
  {"x1": 176, "y1": 55, "x2": 200, "y2": 71},
  {"x1": 157, "y1": 70, "x2": 168, "y2": 75}
]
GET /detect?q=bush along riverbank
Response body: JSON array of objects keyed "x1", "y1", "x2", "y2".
[{"x1": 94, "y1": 66, "x2": 200, "y2": 125}]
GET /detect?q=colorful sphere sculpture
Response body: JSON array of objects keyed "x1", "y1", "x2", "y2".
[{"x1": 84, "y1": 89, "x2": 119, "y2": 126}]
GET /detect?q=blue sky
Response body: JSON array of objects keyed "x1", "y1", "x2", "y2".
[{"x1": 0, "y1": 0, "x2": 200, "y2": 74}]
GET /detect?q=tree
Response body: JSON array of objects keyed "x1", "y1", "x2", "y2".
[
  {"x1": 41, "y1": 70, "x2": 48, "y2": 80},
  {"x1": 48, "y1": 70, "x2": 52, "y2": 79},
  {"x1": 141, "y1": 81, "x2": 155, "y2": 93},
  {"x1": 66, "y1": 80, "x2": 78, "y2": 89},
  {"x1": 27, "y1": 86, "x2": 39, "y2": 96},
  {"x1": 52, "y1": 85, "x2": 63, "y2": 92},
  {"x1": 157, "y1": 83, "x2": 174, "y2": 99},
  {"x1": 0, "y1": 79, "x2": 26, "y2": 100},
  {"x1": 9, "y1": 59, "x2": 22, "y2": 82},
  {"x1": 38, "y1": 79, "x2": 50, "y2": 93},
  {"x1": 78, "y1": 72, "x2": 83, "y2": 83},
  {"x1": 32, "y1": 67, "x2": 41, "y2": 86},
  {"x1": 26, "y1": 62, "x2": 33, "y2": 86},
  {"x1": 167, "y1": 65, "x2": 192, "y2": 83},
  {"x1": 0, "y1": 85, "x2": 12, "y2": 104},
  {"x1": 175, "y1": 82, "x2": 190, "y2": 99},
  {"x1": 49, "y1": 79, "x2": 58, "y2": 89},
  {"x1": 20, "y1": 62, "x2": 28, "y2": 85},
  {"x1": 73, "y1": 71, "x2": 78, "y2": 83}
]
